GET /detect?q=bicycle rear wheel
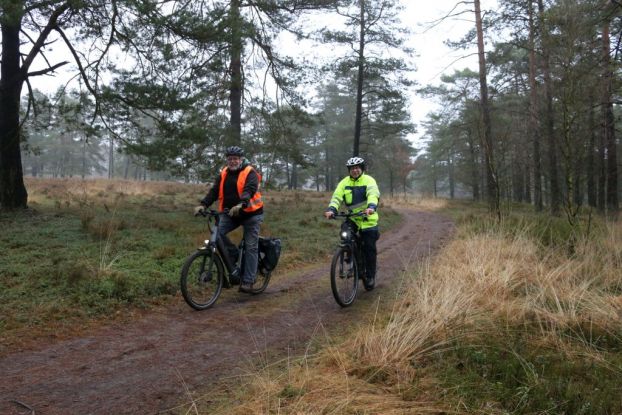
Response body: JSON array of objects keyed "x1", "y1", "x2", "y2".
[
  {"x1": 180, "y1": 249, "x2": 224, "y2": 310},
  {"x1": 249, "y1": 266, "x2": 271, "y2": 294},
  {"x1": 330, "y1": 246, "x2": 358, "y2": 307}
]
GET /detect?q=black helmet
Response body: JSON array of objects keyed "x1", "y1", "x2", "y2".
[
  {"x1": 225, "y1": 146, "x2": 244, "y2": 157},
  {"x1": 346, "y1": 156, "x2": 365, "y2": 170}
]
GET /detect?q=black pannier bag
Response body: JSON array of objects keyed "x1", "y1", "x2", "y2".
[{"x1": 258, "y1": 237, "x2": 281, "y2": 271}]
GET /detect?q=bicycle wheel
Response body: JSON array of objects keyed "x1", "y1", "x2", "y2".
[
  {"x1": 180, "y1": 249, "x2": 224, "y2": 310},
  {"x1": 249, "y1": 266, "x2": 271, "y2": 294},
  {"x1": 330, "y1": 246, "x2": 358, "y2": 307}
]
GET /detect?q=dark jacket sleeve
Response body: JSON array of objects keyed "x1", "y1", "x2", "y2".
[
  {"x1": 239, "y1": 169, "x2": 259, "y2": 206},
  {"x1": 200, "y1": 174, "x2": 221, "y2": 207}
]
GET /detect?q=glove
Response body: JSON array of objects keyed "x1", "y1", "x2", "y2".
[
  {"x1": 228, "y1": 203, "x2": 244, "y2": 217},
  {"x1": 364, "y1": 208, "x2": 375, "y2": 216},
  {"x1": 194, "y1": 205, "x2": 205, "y2": 216}
]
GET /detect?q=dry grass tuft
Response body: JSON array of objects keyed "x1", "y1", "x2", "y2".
[
  {"x1": 25, "y1": 177, "x2": 204, "y2": 207},
  {"x1": 207, "y1": 216, "x2": 622, "y2": 413},
  {"x1": 383, "y1": 195, "x2": 449, "y2": 211}
]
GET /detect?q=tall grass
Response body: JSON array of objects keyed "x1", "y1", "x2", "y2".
[{"x1": 202, "y1": 209, "x2": 622, "y2": 414}]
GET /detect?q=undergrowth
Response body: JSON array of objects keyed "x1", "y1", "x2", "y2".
[{"x1": 193, "y1": 201, "x2": 622, "y2": 414}]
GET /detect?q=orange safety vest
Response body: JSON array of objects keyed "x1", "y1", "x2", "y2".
[{"x1": 218, "y1": 165, "x2": 263, "y2": 213}]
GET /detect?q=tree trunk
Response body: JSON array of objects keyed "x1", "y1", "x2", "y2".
[
  {"x1": 432, "y1": 162, "x2": 438, "y2": 198},
  {"x1": 602, "y1": 10, "x2": 619, "y2": 215},
  {"x1": 353, "y1": 0, "x2": 365, "y2": 157},
  {"x1": 0, "y1": 6, "x2": 28, "y2": 209},
  {"x1": 528, "y1": 0, "x2": 542, "y2": 211},
  {"x1": 587, "y1": 97, "x2": 597, "y2": 207},
  {"x1": 108, "y1": 135, "x2": 114, "y2": 179},
  {"x1": 537, "y1": 0, "x2": 561, "y2": 215},
  {"x1": 448, "y1": 155, "x2": 455, "y2": 199},
  {"x1": 525, "y1": 166, "x2": 531, "y2": 203},
  {"x1": 228, "y1": 0, "x2": 242, "y2": 146},
  {"x1": 81, "y1": 136, "x2": 87, "y2": 179},
  {"x1": 291, "y1": 162, "x2": 298, "y2": 190},
  {"x1": 598, "y1": 126, "x2": 606, "y2": 211},
  {"x1": 474, "y1": 0, "x2": 499, "y2": 218},
  {"x1": 467, "y1": 131, "x2": 480, "y2": 200},
  {"x1": 573, "y1": 155, "x2": 583, "y2": 208}
]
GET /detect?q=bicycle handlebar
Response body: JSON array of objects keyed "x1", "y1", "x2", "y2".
[
  {"x1": 329, "y1": 211, "x2": 368, "y2": 220},
  {"x1": 194, "y1": 208, "x2": 235, "y2": 218},
  {"x1": 195, "y1": 208, "x2": 222, "y2": 218}
]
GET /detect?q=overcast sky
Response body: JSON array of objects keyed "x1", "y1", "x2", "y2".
[
  {"x1": 403, "y1": 0, "x2": 499, "y2": 145},
  {"x1": 27, "y1": 0, "x2": 498, "y2": 145}
]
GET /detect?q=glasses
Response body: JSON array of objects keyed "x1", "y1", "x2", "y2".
[{"x1": 226, "y1": 156, "x2": 241, "y2": 162}]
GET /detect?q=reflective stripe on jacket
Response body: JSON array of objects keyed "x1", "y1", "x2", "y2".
[
  {"x1": 328, "y1": 173, "x2": 380, "y2": 229},
  {"x1": 218, "y1": 165, "x2": 263, "y2": 213}
]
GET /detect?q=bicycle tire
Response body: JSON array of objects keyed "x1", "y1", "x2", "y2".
[
  {"x1": 180, "y1": 249, "x2": 224, "y2": 310},
  {"x1": 330, "y1": 246, "x2": 358, "y2": 307},
  {"x1": 249, "y1": 266, "x2": 271, "y2": 294}
]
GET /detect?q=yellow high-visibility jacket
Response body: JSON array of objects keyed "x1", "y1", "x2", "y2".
[{"x1": 327, "y1": 173, "x2": 380, "y2": 229}]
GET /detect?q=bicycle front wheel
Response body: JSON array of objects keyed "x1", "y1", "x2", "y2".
[
  {"x1": 330, "y1": 246, "x2": 358, "y2": 307},
  {"x1": 180, "y1": 249, "x2": 224, "y2": 310}
]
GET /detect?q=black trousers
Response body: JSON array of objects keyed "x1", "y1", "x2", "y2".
[{"x1": 360, "y1": 228, "x2": 380, "y2": 278}]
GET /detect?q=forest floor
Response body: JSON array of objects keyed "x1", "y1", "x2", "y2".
[{"x1": 0, "y1": 208, "x2": 453, "y2": 415}]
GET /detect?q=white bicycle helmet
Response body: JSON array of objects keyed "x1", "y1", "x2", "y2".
[{"x1": 345, "y1": 156, "x2": 365, "y2": 170}]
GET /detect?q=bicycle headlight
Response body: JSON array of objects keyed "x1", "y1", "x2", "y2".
[{"x1": 341, "y1": 231, "x2": 348, "y2": 239}]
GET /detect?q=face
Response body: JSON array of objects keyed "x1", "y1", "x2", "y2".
[
  {"x1": 348, "y1": 165, "x2": 362, "y2": 179},
  {"x1": 226, "y1": 155, "x2": 242, "y2": 171}
]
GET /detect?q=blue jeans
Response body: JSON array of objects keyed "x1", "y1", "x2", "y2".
[{"x1": 218, "y1": 213, "x2": 264, "y2": 284}]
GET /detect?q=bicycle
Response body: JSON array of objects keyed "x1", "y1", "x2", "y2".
[
  {"x1": 180, "y1": 208, "x2": 278, "y2": 310},
  {"x1": 329, "y1": 211, "x2": 374, "y2": 307}
]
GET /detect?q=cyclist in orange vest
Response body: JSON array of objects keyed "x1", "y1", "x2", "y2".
[{"x1": 195, "y1": 146, "x2": 264, "y2": 293}]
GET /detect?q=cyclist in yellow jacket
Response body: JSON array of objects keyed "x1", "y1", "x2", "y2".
[{"x1": 324, "y1": 157, "x2": 380, "y2": 288}]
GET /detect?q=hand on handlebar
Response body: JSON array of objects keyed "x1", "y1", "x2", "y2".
[
  {"x1": 228, "y1": 203, "x2": 244, "y2": 217},
  {"x1": 324, "y1": 210, "x2": 335, "y2": 219},
  {"x1": 363, "y1": 208, "x2": 375, "y2": 216},
  {"x1": 194, "y1": 205, "x2": 206, "y2": 216}
]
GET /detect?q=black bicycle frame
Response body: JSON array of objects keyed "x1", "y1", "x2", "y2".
[
  {"x1": 339, "y1": 217, "x2": 366, "y2": 276},
  {"x1": 205, "y1": 212, "x2": 244, "y2": 278}
]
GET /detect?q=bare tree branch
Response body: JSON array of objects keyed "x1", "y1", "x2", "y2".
[
  {"x1": 20, "y1": 3, "x2": 70, "y2": 78},
  {"x1": 27, "y1": 60, "x2": 69, "y2": 77}
]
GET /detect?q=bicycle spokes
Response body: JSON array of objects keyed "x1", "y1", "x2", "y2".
[{"x1": 330, "y1": 247, "x2": 358, "y2": 307}]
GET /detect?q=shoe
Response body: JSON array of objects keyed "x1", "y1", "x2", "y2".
[
  {"x1": 364, "y1": 275, "x2": 375, "y2": 290},
  {"x1": 239, "y1": 282, "x2": 254, "y2": 293}
]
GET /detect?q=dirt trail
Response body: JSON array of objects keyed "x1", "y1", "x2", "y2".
[{"x1": 0, "y1": 209, "x2": 453, "y2": 415}]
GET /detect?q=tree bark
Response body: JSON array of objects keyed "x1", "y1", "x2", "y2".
[
  {"x1": 602, "y1": 7, "x2": 619, "y2": 215},
  {"x1": 467, "y1": 131, "x2": 480, "y2": 200},
  {"x1": 353, "y1": 0, "x2": 365, "y2": 157},
  {"x1": 528, "y1": 0, "x2": 542, "y2": 211},
  {"x1": 474, "y1": 0, "x2": 499, "y2": 218},
  {"x1": 108, "y1": 135, "x2": 114, "y2": 179},
  {"x1": 587, "y1": 97, "x2": 597, "y2": 207},
  {"x1": 537, "y1": 0, "x2": 561, "y2": 215},
  {"x1": 0, "y1": 2, "x2": 28, "y2": 209},
  {"x1": 228, "y1": 0, "x2": 242, "y2": 146}
]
